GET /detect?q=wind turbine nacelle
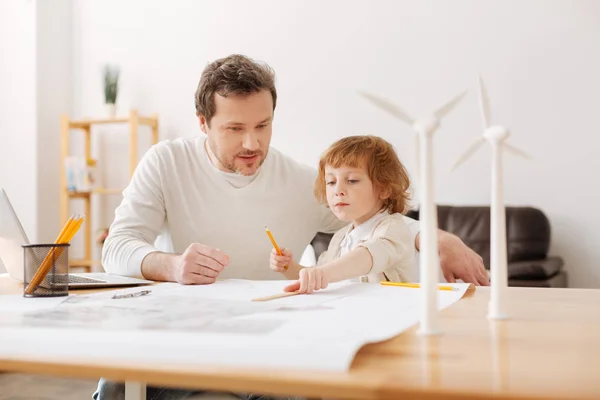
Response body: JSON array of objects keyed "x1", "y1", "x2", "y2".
[
  {"x1": 484, "y1": 125, "x2": 510, "y2": 142},
  {"x1": 412, "y1": 116, "x2": 440, "y2": 136}
]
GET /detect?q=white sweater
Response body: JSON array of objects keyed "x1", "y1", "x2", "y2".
[{"x1": 102, "y1": 136, "x2": 420, "y2": 280}]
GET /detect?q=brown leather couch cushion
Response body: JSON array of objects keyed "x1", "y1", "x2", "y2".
[
  {"x1": 407, "y1": 206, "x2": 552, "y2": 267},
  {"x1": 507, "y1": 256, "x2": 564, "y2": 279},
  {"x1": 509, "y1": 270, "x2": 567, "y2": 288}
]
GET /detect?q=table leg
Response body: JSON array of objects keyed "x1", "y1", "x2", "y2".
[{"x1": 125, "y1": 381, "x2": 146, "y2": 400}]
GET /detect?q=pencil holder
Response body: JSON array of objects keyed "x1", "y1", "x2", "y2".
[{"x1": 22, "y1": 243, "x2": 70, "y2": 297}]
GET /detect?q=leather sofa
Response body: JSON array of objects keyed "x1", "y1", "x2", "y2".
[{"x1": 311, "y1": 205, "x2": 567, "y2": 288}]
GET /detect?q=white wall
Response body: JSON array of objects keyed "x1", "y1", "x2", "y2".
[
  {"x1": 0, "y1": 0, "x2": 72, "y2": 245},
  {"x1": 36, "y1": 0, "x2": 72, "y2": 244},
  {"x1": 70, "y1": 0, "x2": 600, "y2": 287},
  {"x1": 0, "y1": 0, "x2": 38, "y2": 247},
  {"x1": 0, "y1": 1, "x2": 71, "y2": 276}
]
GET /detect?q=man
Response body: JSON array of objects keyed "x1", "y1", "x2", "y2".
[{"x1": 95, "y1": 54, "x2": 488, "y2": 400}]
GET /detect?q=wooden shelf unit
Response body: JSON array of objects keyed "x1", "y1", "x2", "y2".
[
  {"x1": 66, "y1": 188, "x2": 125, "y2": 199},
  {"x1": 60, "y1": 109, "x2": 159, "y2": 271}
]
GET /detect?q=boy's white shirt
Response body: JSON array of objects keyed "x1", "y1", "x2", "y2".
[
  {"x1": 318, "y1": 211, "x2": 417, "y2": 283},
  {"x1": 339, "y1": 211, "x2": 391, "y2": 282},
  {"x1": 101, "y1": 136, "x2": 421, "y2": 280},
  {"x1": 339, "y1": 211, "x2": 390, "y2": 258}
]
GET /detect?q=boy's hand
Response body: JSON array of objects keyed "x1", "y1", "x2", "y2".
[
  {"x1": 284, "y1": 267, "x2": 329, "y2": 294},
  {"x1": 270, "y1": 247, "x2": 292, "y2": 272}
]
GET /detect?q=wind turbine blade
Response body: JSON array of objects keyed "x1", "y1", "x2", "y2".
[
  {"x1": 451, "y1": 137, "x2": 486, "y2": 171},
  {"x1": 505, "y1": 143, "x2": 532, "y2": 160},
  {"x1": 434, "y1": 89, "x2": 468, "y2": 119},
  {"x1": 357, "y1": 90, "x2": 414, "y2": 125},
  {"x1": 478, "y1": 75, "x2": 491, "y2": 130}
]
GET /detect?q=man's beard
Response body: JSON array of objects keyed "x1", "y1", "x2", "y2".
[
  {"x1": 218, "y1": 150, "x2": 265, "y2": 176},
  {"x1": 206, "y1": 139, "x2": 266, "y2": 176}
]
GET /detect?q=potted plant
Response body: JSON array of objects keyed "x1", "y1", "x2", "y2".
[{"x1": 103, "y1": 64, "x2": 120, "y2": 117}]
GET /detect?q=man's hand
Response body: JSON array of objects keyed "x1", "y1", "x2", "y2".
[
  {"x1": 170, "y1": 243, "x2": 230, "y2": 285},
  {"x1": 284, "y1": 267, "x2": 329, "y2": 294},
  {"x1": 437, "y1": 231, "x2": 489, "y2": 286}
]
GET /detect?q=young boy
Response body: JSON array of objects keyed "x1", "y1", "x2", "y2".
[{"x1": 270, "y1": 135, "x2": 415, "y2": 293}]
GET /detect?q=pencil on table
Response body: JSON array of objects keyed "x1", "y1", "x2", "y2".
[
  {"x1": 380, "y1": 281, "x2": 457, "y2": 291},
  {"x1": 265, "y1": 226, "x2": 287, "y2": 270},
  {"x1": 252, "y1": 291, "x2": 300, "y2": 302}
]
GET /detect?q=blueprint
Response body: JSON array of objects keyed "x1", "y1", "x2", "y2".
[{"x1": 0, "y1": 279, "x2": 473, "y2": 371}]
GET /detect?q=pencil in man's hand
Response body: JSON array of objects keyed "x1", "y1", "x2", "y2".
[{"x1": 265, "y1": 226, "x2": 288, "y2": 270}]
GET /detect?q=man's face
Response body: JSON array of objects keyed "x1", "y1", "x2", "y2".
[{"x1": 199, "y1": 90, "x2": 273, "y2": 176}]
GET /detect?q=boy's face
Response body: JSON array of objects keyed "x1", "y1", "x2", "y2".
[
  {"x1": 325, "y1": 165, "x2": 385, "y2": 226},
  {"x1": 199, "y1": 90, "x2": 273, "y2": 176}
]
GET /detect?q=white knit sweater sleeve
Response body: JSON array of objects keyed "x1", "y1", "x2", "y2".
[{"x1": 101, "y1": 146, "x2": 166, "y2": 277}]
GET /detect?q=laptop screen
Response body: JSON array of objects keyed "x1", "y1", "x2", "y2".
[{"x1": 0, "y1": 188, "x2": 30, "y2": 281}]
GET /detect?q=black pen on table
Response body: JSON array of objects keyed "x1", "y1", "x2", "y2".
[{"x1": 111, "y1": 289, "x2": 152, "y2": 299}]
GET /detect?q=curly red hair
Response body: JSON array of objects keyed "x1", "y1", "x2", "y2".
[{"x1": 314, "y1": 135, "x2": 412, "y2": 214}]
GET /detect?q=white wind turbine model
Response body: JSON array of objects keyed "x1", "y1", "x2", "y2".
[
  {"x1": 358, "y1": 88, "x2": 467, "y2": 335},
  {"x1": 452, "y1": 76, "x2": 531, "y2": 320}
]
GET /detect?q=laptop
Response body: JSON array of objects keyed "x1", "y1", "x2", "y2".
[{"x1": 0, "y1": 188, "x2": 152, "y2": 289}]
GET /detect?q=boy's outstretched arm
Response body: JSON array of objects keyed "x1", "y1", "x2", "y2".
[
  {"x1": 320, "y1": 248, "x2": 373, "y2": 283},
  {"x1": 284, "y1": 247, "x2": 373, "y2": 293}
]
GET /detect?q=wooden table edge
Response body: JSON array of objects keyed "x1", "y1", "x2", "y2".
[{"x1": 0, "y1": 357, "x2": 538, "y2": 400}]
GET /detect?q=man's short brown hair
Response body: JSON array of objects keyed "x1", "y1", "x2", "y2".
[
  {"x1": 314, "y1": 135, "x2": 412, "y2": 214},
  {"x1": 195, "y1": 54, "x2": 277, "y2": 125}
]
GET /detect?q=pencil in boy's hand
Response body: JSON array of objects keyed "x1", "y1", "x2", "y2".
[
  {"x1": 380, "y1": 281, "x2": 457, "y2": 291},
  {"x1": 265, "y1": 226, "x2": 288, "y2": 270}
]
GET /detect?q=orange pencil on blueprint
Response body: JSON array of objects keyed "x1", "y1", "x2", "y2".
[
  {"x1": 380, "y1": 281, "x2": 457, "y2": 291},
  {"x1": 265, "y1": 226, "x2": 288, "y2": 270}
]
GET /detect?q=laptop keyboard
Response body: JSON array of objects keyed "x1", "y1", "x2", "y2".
[{"x1": 49, "y1": 275, "x2": 107, "y2": 284}]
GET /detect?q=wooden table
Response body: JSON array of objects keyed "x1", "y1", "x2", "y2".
[{"x1": 1, "y1": 274, "x2": 599, "y2": 399}]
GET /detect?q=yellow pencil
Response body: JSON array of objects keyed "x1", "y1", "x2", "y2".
[
  {"x1": 25, "y1": 215, "x2": 84, "y2": 294},
  {"x1": 265, "y1": 226, "x2": 287, "y2": 270},
  {"x1": 380, "y1": 281, "x2": 456, "y2": 291}
]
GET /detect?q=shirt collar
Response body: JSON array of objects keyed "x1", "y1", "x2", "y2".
[{"x1": 340, "y1": 210, "x2": 388, "y2": 251}]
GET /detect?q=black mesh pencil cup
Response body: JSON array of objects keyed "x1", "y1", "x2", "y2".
[{"x1": 22, "y1": 243, "x2": 70, "y2": 297}]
